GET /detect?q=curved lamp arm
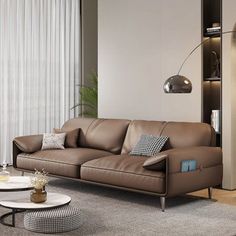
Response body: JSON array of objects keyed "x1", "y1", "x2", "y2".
[
  {"x1": 177, "y1": 38, "x2": 209, "y2": 75},
  {"x1": 177, "y1": 30, "x2": 236, "y2": 75},
  {"x1": 164, "y1": 30, "x2": 236, "y2": 93}
]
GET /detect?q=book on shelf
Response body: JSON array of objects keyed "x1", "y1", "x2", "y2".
[{"x1": 206, "y1": 26, "x2": 221, "y2": 33}]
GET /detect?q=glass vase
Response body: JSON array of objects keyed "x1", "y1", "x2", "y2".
[
  {"x1": 30, "y1": 187, "x2": 47, "y2": 203},
  {"x1": 0, "y1": 163, "x2": 10, "y2": 182}
]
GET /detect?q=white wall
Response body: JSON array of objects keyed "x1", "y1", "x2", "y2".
[
  {"x1": 222, "y1": 0, "x2": 236, "y2": 189},
  {"x1": 98, "y1": 0, "x2": 201, "y2": 121}
]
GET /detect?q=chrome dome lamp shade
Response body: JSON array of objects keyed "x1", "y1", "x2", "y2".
[{"x1": 163, "y1": 75, "x2": 192, "y2": 93}]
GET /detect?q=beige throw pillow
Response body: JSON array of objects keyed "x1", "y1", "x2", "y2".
[{"x1": 41, "y1": 133, "x2": 66, "y2": 150}]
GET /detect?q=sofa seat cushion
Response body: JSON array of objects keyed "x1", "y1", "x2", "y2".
[
  {"x1": 81, "y1": 155, "x2": 165, "y2": 193},
  {"x1": 17, "y1": 148, "x2": 113, "y2": 178}
]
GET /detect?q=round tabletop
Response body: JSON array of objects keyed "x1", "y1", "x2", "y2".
[
  {"x1": 0, "y1": 176, "x2": 33, "y2": 192},
  {"x1": 0, "y1": 192, "x2": 71, "y2": 210}
]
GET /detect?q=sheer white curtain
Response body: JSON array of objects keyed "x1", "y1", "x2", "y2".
[{"x1": 0, "y1": 0, "x2": 80, "y2": 164}]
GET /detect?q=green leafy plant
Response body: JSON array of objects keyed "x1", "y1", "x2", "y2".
[{"x1": 72, "y1": 73, "x2": 98, "y2": 117}]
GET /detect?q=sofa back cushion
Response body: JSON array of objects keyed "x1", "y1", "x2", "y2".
[
  {"x1": 84, "y1": 118, "x2": 130, "y2": 154},
  {"x1": 62, "y1": 118, "x2": 96, "y2": 147},
  {"x1": 121, "y1": 120, "x2": 166, "y2": 154},
  {"x1": 121, "y1": 120, "x2": 215, "y2": 154},
  {"x1": 160, "y1": 122, "x2": 215, "y2": 149},
  {"x1": 62, "y1": 118, "x2": 130, "y2": 154}
]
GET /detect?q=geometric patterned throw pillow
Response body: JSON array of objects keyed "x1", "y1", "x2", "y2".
[
  {"x1": 130, "y1": 134, "x2": 169, "y2": 157},
  {"x1": 41, "y1": 133, "x2": 66, "y2": 150}
]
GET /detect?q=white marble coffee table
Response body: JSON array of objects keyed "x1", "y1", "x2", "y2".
[
  {"x1": 0, "y1": 176, "x2": 71, "y2": 227},
  {"x1": 0, "y1": 192, "x2": 71, "y2": 227},
  {"x1": 0, "y1": 176, "x2": 33, "y2": 192},
  {"x1": 0, "y1": 192, "x2": 71, "y2": 209}
]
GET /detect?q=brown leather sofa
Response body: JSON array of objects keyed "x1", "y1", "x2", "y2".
[{"x1": 13, "y1": 118, "x2": 223, "y2": 211}]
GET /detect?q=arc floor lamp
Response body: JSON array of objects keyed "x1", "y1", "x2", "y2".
[{"x1": 163, "y1": 30, "x2": 236, "y2": 93}]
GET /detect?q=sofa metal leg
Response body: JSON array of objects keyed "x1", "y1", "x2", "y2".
[
  {"x1": 160, "y1": 197, "x2": 165, "y2": 212},
  {"x1": 208, "y1": 187, "x2": 212, "y2": 199},
  {"x1": 21, "y1": 171, "x2": 24, "y2": 176}
]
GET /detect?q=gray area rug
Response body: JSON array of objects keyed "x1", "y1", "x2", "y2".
[{"x1": 0, "y1": 177, "x2": 236, "y2": 236}]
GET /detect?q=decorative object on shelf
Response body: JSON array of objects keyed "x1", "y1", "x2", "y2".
[
  {"x1": 206, "y1": 23, "x2": 221, "y2": 34},
  {"x1": 211, "y1": 110, "x2": 220, "y2": 133},
  {"x1": 30, "y1": 169, "x2": 48, "y2": 203},
  {"x1": 0, "y1": 162, "x2": 10, "y2": 182},
  {"x1": 211, "y1": 51, "x2": 220, "y2": 78},
  {"x1": 163, "y1": 30, "x2": 236, "y2": 93},
  {"x1": 206, "y1": 27, "x2": 221, "y2": 33},
  {"x1": 212, "y1": 23, "x2": 220, "y2": 28}
]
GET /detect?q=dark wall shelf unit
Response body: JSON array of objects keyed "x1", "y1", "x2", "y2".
[
  {"x1": 202, "y1": 0, "x2": 222, "y2": 147},
  {"x1": 204, "y1": 32, "x2": 220, "y2": 37},
  {"x1": 204, "y1": 77, "x2": 221, "y2": 81}
]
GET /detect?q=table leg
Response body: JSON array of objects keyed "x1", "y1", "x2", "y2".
[
  {"x1": 12, "y1": 209, "x2": 15, "y2": 227},
  {"x1": 0, "y1": 209, "x2": 24, "y2": 227}
]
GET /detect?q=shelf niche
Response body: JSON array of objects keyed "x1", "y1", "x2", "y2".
[{"x1": 202, "y1": 0, "x2": 222, "y2": 147}]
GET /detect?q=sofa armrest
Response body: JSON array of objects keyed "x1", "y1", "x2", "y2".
[
  {"x1": 13, "y1": 135, "x2": 43, "y2": 153},
  {"x1": 143, "y1": 146, "x2": 222, "y2": 197},
  {"x1": 143, "y1": 146, "x2": 222, "y2": 173},
  {"x1": 13, "y1": 134, "x2": 43, "y2": 168}
]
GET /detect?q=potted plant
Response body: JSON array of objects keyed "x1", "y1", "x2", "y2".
[
  {"x1": 72, "y1": 72, "x2": 98, "y2": 118},
  {"x1": 30, "y1": 169, "x2": 48, "y2": 203}
]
